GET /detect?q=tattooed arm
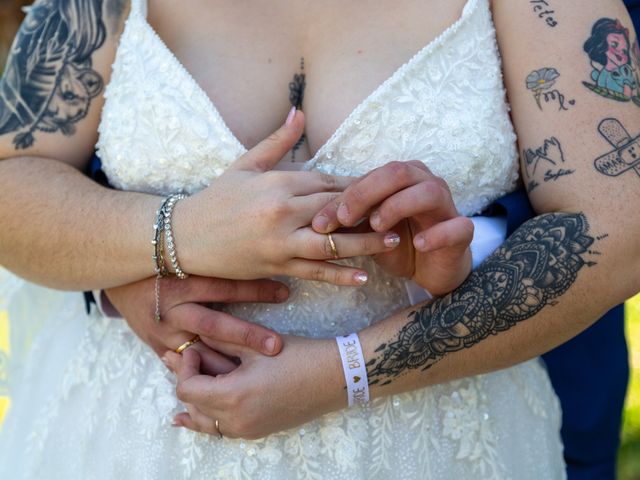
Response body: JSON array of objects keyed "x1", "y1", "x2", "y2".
[
  {"x1": 0, "y1": 2, "x2": 383, "y2": 291},
  {"x1": 359, "y1": 0, "x2": 640, "y2": 392},
  {"x1": 0, "y1": 0, "x2": 164, "y2": 289}
]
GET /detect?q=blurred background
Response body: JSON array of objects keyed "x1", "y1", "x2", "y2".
[{"x1": 0, "y1": 1, "x2": 638, "y2": 478}]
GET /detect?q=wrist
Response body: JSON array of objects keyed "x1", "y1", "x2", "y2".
[{"x1": 312, "y1": 338, "x2": 349, "y2": 412}]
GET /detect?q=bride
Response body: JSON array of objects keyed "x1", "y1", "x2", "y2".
[{"x1": 0, "y1": 0, "x2": 638, "y2": 478}]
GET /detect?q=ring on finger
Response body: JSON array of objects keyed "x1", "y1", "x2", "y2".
[
  {"x1": 327, "y1": 233, "x2": 339, "y2": 259},
  {"x1": 215, "y1": 419, "x2": 223, "y2": 439},
  {"x1": 175, "y1": 335, "x2": 201, "y2": 354}
]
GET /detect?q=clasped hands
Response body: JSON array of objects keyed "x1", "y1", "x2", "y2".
[{"x1": 105, "y1": 110, "x2": 474, "y2": 439}]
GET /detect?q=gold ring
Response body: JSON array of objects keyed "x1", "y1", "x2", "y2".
[
  {"x1": 327, "y1": 233, "x2": 339, "y2": 259},
  {"x1": 175, "y1": 335, "x2": 201, "y2": 354},
  {"x1": 215, "y1": 419, "x2": 223, "y2": 439}
]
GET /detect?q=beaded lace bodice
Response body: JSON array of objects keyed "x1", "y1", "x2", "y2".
[{"x1": 0, "y1": 1, "x2": 565, "y2": 479}]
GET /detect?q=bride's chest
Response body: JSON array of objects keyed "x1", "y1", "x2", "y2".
[
  {"x1": 146, "y1": 0, "x2": 467, "y2": 161},
  {"x1": 98, "y1": 0, "x2": 519, "y2": 216}
]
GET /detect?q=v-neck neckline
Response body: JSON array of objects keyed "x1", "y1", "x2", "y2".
[{"x1": 132, "y1": 0, "x2": 477, "y2": 165}]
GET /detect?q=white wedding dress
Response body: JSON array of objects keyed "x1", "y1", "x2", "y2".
[{"x1": 0, "y1": 0, "x2": 566, "y2": 478}]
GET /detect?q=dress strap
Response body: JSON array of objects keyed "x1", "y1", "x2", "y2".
[{"x1": 130, "y1": 0, "x2": 148, "y2": 18}]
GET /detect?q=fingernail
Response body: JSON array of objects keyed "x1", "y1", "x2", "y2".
[
  {"x1": 370, "y1": 211, "x2": 382, "y2": 230},
  {"x1": 171, "y1": 419, "x2": 182, "y2": 427},
  {"x1": 384, "y1": 232, "x2": 401, "y2": 248},
  {"x1": 161, "y1": 355, "x2": 170, "y2": 367},
  {"x1": 414, "y1": 236, "x2": 427, "y2": 251},
  {"x1": 285, "y1": 106, "x2": 296, "y2": 126},
  {"x1": 265, "y1": 336, "x2": 277, "y2": 353},
  {"x1": 354, "y1": 272, "x2": 368, "y2": 285},
  {"x1": 276, "y1": 286, "x2": 289, "y2": 302},
  {"x1": 337, "y1": 203, "x2": 350, "y2": 223},
  {"x1": 313, "y1": 214, "x2": 329, "y2": 232}
]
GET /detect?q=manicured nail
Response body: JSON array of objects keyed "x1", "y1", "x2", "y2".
[
  {"x1": 265, "y1": 337, "x2": 277, "y2": 353},
  {"x1": 354, "y1": 272, "x2": 368, "y2": 285},
  {"x1": 370, "y1": 211, "x2": 382, "y2": 230},
  {"x1": 171, "y1": 419, "x2": 182, "y2": 427},
  {"x1": 313, "y1": 214, "x2": 330, "y2": 232},
  {"x1": 337, "y1": 203, "x2": 350, "y2": 223},
  {"x1": 276, "y1": 286, "x2": 289, "y2": 302},
  {"x1": 384, "y1": 232, "x2": 401, "y2": 248},
  {"x1": 285, "y1": 106, "x2": 297, "y2": 126}
]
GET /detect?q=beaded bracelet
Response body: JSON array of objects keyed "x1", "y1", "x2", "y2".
[
  {"x1": 151, "y1": 193, "x2": 188, "y2": 322},
  {"x1": 162, "y1": 193, "x2": 188, "y2": 279}
]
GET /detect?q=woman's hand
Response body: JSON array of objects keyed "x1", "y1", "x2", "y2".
[
  {"x1": 105, "y1": 275, "x2": 289, "y2": 364},
  {"x1": 175, "y1": 109, "x2": 400, "y2": 287},
  {"x1": 311, "y1": 161, "x2": 474, "y2": 296},
  {"x1": 165, "y1": 335, "x2": 344, "y2": 439}
]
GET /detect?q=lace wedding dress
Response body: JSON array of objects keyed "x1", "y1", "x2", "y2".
[{"x1": 0, "y1": 0, "x2": 566, "y2": 478}]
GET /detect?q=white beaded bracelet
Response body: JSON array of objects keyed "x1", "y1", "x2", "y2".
[{"x1": 336, "y1": 333, "x2": 370, "y2": 406}]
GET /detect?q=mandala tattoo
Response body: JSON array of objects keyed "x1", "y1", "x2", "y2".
[
  {"x1": 367, "y1": 212, "x2": 598, "y2": 386},
  {"x1": 0, "y1": 0, "x2": 110, "y2": 149}
]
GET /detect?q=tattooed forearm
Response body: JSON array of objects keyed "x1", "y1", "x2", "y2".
[
  {"x1": 0, "y1": 0, "x2": 110, "y2": 149},
  {"x1": 594, "y1": 117, "x2": 640, "y2": 178},
  {"x1": 522, "y1": 137, "x2": 574, "y2": 192},
  {"x1": 367, "y1": 212, "x2": 598, "y2": 386},
  {"x1": 525, "y1": 68, "x2": 575, "y2": 111},
  {"x1": 529, "y1": 1, "x2": 558, "y2": 28},
  {"x1": 583, "y1": 18, "x2": 640, "y2": 106}
]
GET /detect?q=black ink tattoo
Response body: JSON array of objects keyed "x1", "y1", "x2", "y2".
[
  {"x1": 105, "y1": 0, "x2": 127, "y2": 32},
  {"x1": 543, "y1": 168, "x2": 575, "y2": 182},
  {"x1": 525, "y1": 68, "x2": 575, "y2": 111},
  {"x1": 523, "y1": 138, "x2": 573, "y2": 193},
  {"x1": 523, "y1": 137, "x2": 565, "y2": 178},
  {"x1": 594, "y1": 117, "x2": 640, "y2": 178},
  {"x1": 367, "y1": 212, "x2": 598, "y2": 386},
  {"x1": 527, "y1": 180, "x2": 540, "y2": 192},
  {"x1": 583, "y1": 18, "x2": 640, "y2": 106},
  {"x1": 289, "y1": 57, "x2": 306, "y2": 160},
  {"x1": 529, "y1": 0, "x2": 558, "y2": 28},
  {"x1": 0, "y1": 0, "x2": 109, "y2": 149}
]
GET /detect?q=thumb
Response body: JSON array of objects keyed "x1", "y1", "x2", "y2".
[{"x1": 228, "y1": 107, "x2": 305, "y2": 172}]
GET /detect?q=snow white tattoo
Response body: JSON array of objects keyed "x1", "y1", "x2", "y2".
[
  {"x1": 0, "y1": 0, "x2": 109, "y2": 149},
  {"x1": 583, "y1": 18, "x2": 640, "y2": 106}
]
